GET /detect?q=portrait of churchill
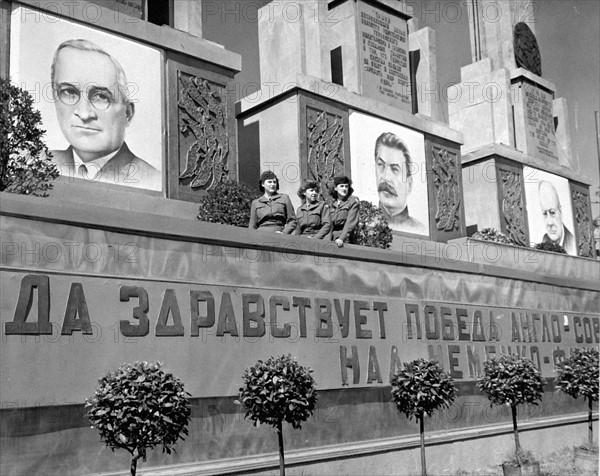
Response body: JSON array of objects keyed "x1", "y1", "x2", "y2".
[
  {"x1": 374, "y1": 132, "x2": 427, "y2": 235},
  {"x1": 538, "y1": 180, "x2": 576, "y2": 255},
  {"x1": 50, "y1": 39, "x2": 160, "y2": 189}
]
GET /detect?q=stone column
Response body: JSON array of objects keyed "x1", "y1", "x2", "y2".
[
  {"x1": 466, "y1": 0, "x2": 537, "y2": 69},
  {"x1": 174, "y1": 0, "x2": 202, "y2": 37},
  {"x1": 258, "y1": 0, "x2": 325, "y2": 87},
  {"x1": 553, "y1": 98, "x2": 576, "y2": 170},
  {"x1": 409, "y1": 27, "x2": 443, "y2": 122}
]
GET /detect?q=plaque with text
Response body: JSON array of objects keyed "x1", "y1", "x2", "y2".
[
  {"x1": 513, "y1": 80, "x2": 558, "y2": 161},
  {"x1": 357, "y1": 2, "x2": 411, "y2": 112}
]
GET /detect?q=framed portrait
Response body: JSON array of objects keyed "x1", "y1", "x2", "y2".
[
  {"x1": 523, "y1": 167, "x2": 576, "y2": 255},
  {"x1": 9, "y1": 5, "x2": 164, "y2": 191},
  {"x1": 349, "y1": 112, "x2": 429, "y2": 236}
]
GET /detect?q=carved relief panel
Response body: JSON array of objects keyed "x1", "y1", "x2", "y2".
[
  {"x1": 178, "y1": 73, "x2": 229, "y2": 190},
  {"x1": 431, "y1": 146, "x2": 461, "y2": 232},
  {"x1": 513, "y1": 22, "x2": 542, "y2": 76},
  {"x1": 570, "y1": 182, "x2": 594, "y2": 258},
  {"x1": 425, "y1": 136, "x2": 466, "y2": 242},
  {"x1": 495, "y1": 159, "x2": 528, "y2": 246},
  {"x1": 299, "y1": 94, "x2": 350, "y2": 200},
  {"x1": 167, "y1": 53, "x2": 237, "y2": 202}
]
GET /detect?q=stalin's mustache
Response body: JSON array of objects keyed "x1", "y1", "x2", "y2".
[{"x1": 378, "y1": 182, "x2": 397, "y2": 196}]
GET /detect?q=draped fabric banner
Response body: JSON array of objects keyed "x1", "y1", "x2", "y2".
[
  {"x1": 2, "y1": 215, "x2": 598, "y2": 407},
  {"x1": 2, "y1": 272, "x2": 598, "y2": 401}
]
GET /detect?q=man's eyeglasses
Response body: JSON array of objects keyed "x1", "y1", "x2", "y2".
[{"x1": 54, "y1": 84, "x2": 120, "y2": 111}]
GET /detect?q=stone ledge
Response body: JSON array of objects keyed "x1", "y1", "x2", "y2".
[
  {"x1": 1, "y1": 192, "x2": 598, "y2": 293},
  {"x1": 461, "y1": 143, "x2": 591, "y2": 185},
  {"x1": 510, "y1": 68, "x2": 557, "y2": 93},
  {"x1": 14, "y1": 0, "x2": 241, "y2": 72},
  {"x1": 237, "y1": 73, "x2": 464, "y2": 145},
  {"x1": 43, "y1": 178, "x2": 199, "y2": 222},
  {"x1": 450, "y1": 237, "x2": 600, "y2": 283}
]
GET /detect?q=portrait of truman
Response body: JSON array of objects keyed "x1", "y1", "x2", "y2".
[
  {"x1": 49, "y1": 39, "x2": 161, "y2": 190},
  {"x1": 9, "y1": 13, "x2": 164, "y2": 191}
]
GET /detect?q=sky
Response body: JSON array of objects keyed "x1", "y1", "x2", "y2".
[{"x1": 202, "y1": 0, "x2": 600, "y2": 217}]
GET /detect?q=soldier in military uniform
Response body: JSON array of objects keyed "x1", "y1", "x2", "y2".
[
  {"x1": 329, "y1": 176, "x2": 360, "y2": 247},
  {"x1": 295, "y1": 180, "x2": 331, "y2": 239},
  {"x1": 249, "y1": 171, "x2": 297, "y2": 233}
]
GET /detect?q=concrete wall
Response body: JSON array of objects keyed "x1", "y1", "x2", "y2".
[
  {"x1": 1, "y1": 192, "x2": 598, "y2": 475},
  {"x1": 462, "y1": 158, "x2": 501, "y2": 231}
]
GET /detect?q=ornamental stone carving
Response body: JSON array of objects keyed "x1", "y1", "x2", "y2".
[
  {"x1": 431, "y1": 145, "x2": 461, "y2": 232},
  {"x1": 306, "y1": 107, "x2": 345, "y2": 199},
  {"x1": 178, "y1": 72, "x2": 229, "y2": 190},
  {"x1": 572, "y1": 189, "x2": 594, "y2": 257},
  {"x1": 514, "y1": 22, "x2": 542, "y2": 76},
  {"x1": 499, "y1": 168, "x2": 527, "y2": 246}
]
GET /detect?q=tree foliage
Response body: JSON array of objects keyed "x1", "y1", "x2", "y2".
[
  {"x1": 478, "y1": 354, "x2": 546, "y2": 407},
  {"x1": 238, "y1": 354, "x2": 317, "y2": 430},
  {"x1": 555, "y1": 347, "x2": 599, "y2": 450},
  {"x1": 197, "y1": 179, "x2": 257, "y2": 227},
  {"x1": 555, "y1": 348, "x2": 599, "y2": 402},
  {"x1": 391, "y1": 359, "x2": 457, "y2": 476},
  {"x1": 86, "y1": 361, "x2": 191, "y2": 476},
  {"x1": 1, "y1": 77, "x2": 59, "y2": 196},
  {"x1": 355, "y1": 200, "x2": 393, "y2": 249},
  {"x1": 478, "y1": 354, "x2": 546, "y2": 466},
  {"x1": 390, "y1": 358, "x2": 457, "y2": 420}
]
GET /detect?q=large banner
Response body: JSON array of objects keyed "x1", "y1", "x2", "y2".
[
  {"x1": 1, "y1": 270, "x2": 600, "y2": 401},
  {"x1": 9, "y1": 5, "x2": 163, "y2": 191},
  {"x1": 349, "y1": 112, "x2": 430, "y2": 236},
  {"x1": 2, "y1": 271, "x2": 599, "y2": 404},
  {"x1": 2, "y1": 215, "x2": 598, "y2": 407}
]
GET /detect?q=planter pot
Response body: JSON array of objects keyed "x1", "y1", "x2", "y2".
[
  {"x1": 501, "y1": 462, "x2": 540, "y2": 476},
  {"x1": 574, "y1": 446, "x2": 599, "y2": 473}
]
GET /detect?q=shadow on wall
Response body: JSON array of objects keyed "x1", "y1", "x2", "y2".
[{"x1": 238, "y1": 119, "x2": 260, "y2": 188}]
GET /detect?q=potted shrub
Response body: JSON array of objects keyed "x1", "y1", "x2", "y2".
[
  {"x1": 86, "y1": 361, "x2": 191, "y2": 476},
  {"x1": 197, "y1": 179, "x2": 257, "y2": 227},
  {"x1": 1, "y1": 77, "x2": 59, "y2": 195},
  {"x1": 478, "y1": 354, "x2": 546, "y2": 476},
  {"x1": 555, "y1": 348, "x2": 599, "y2": 470},
  {"x1": 471, "y1": 227, "x2": 514, "y2": 245},
  {"x1": 355, "y1": 200, "x2": 393, "y2": 249},
  {"x1": 237, "y1": 354, "x2": 317, "y2": 476},
  {"x1": 390, "y1": 358, "x2": 457, "y2": 476}
]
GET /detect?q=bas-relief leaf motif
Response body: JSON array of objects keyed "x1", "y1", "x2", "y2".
[
  {"x1": 499, "y1": 168, "x2": 527, "y2": 246},
  {"x1": 431, "y1": 146, "x2": 461, "y2": 232},
  {"x1": 178, "y1": 73, "x2": 229, "y2": 190},
  {"x1": 572, "y1": 189, "x2": 593, "y2": 257},
  {"x1": 306, "y1": 108, "x2": 344, "y2": 199}
]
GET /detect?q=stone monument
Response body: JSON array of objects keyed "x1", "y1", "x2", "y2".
[
  {"x1": 238, "y1": 0, "x2": 465, "y2": 243},
  {"x1": 450, "y1": 0, "x2": 595, "y2": 256},
  {"x1": 4, "y1": 0, "x2": 240, "y2": 209},
  {"x1": 2, "y1": 2, "x2": 599, "y2": 475}
]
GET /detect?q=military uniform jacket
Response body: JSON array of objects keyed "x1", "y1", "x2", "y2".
[
  {"x1": 330, "y1": 195, "x2": 360, "y2": 243},
  {"x1": 249, "y1": 193, "x2": 297, "y2": 233},
  {"x1": 294, "y1": 201, "x2": 331, "y2": 239}
]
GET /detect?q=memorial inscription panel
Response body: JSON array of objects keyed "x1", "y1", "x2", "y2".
[
  {"x1": 357, "y1": 2, "x2": 411, "y2": 111},
  {"x1": 517, "y1": 80, "x2": 558, "y2": 161}
]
